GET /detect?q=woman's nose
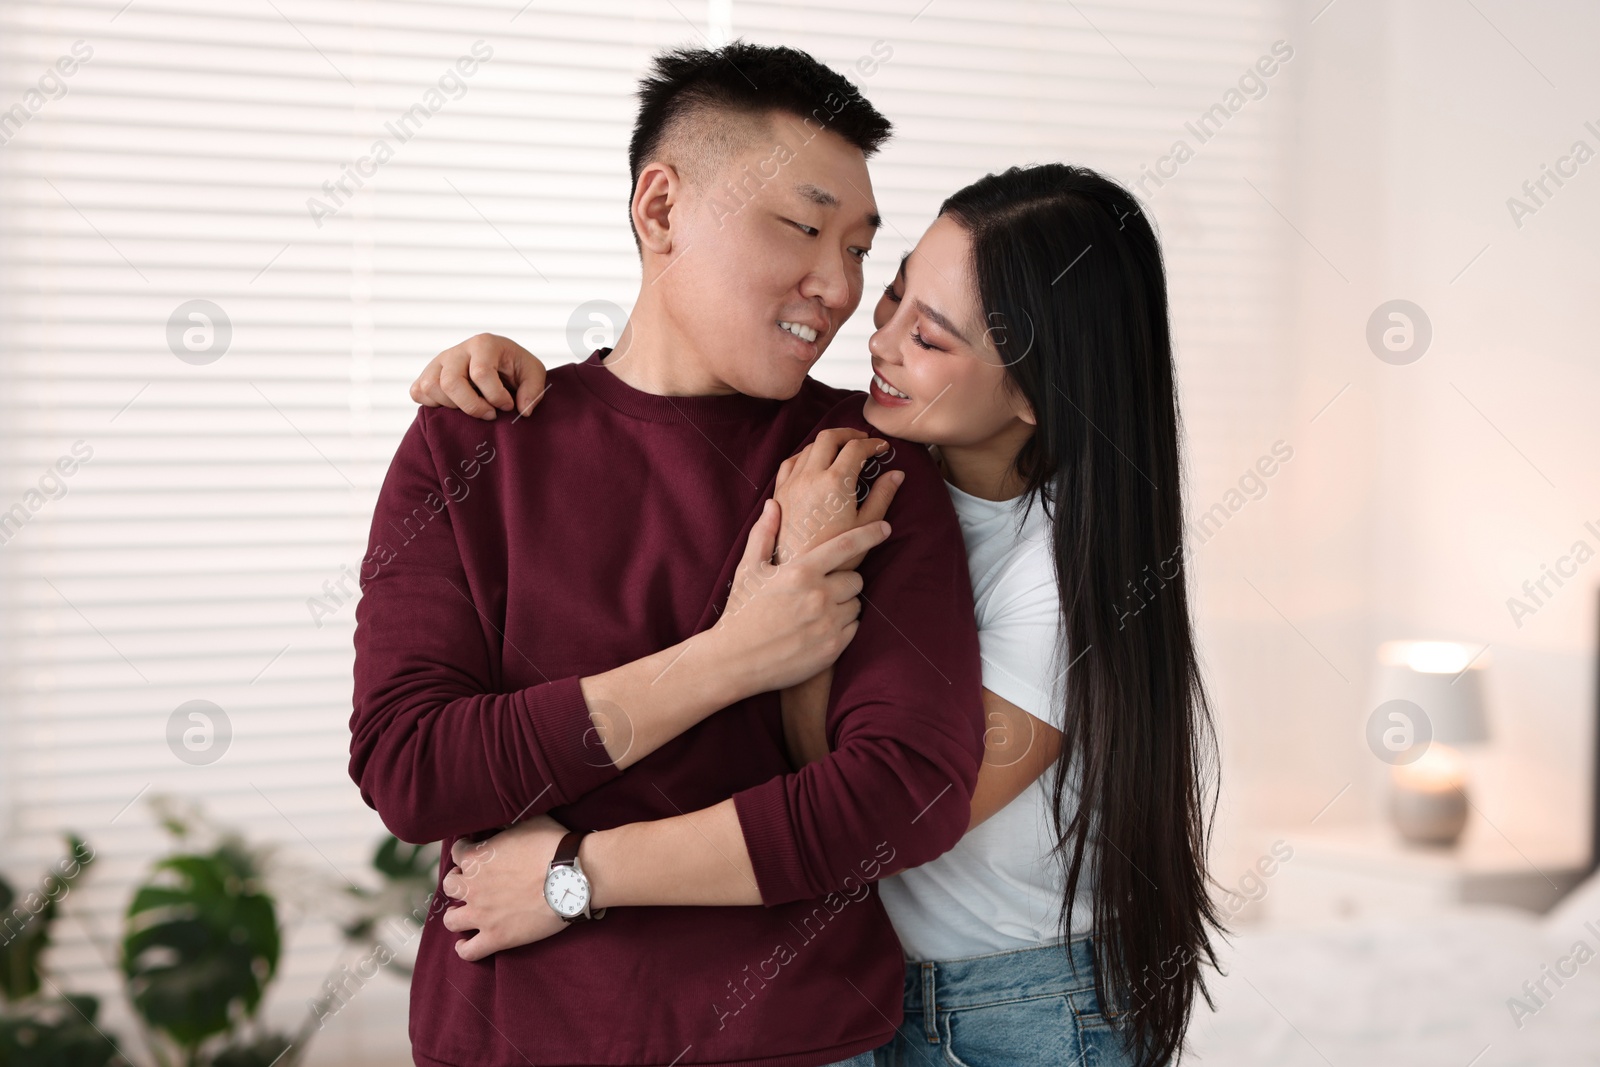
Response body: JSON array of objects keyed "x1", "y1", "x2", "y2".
[
  {"x1": 868, "y1": 327, "x2": 890, "y2": 362},
  {"x1": 868, "y1": 322, "x2": 900, "y2": 363}
]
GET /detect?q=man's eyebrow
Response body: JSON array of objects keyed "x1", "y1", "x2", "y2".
[
  {"x1": 901, "y1": 252, "x2": 971, "y2": 345},
  {"x1": 795, "y1": 182, "x2": 837, "y2": 208},
  {"x1": 795, "y1": 182, "x2": 882, "y2": 230}
]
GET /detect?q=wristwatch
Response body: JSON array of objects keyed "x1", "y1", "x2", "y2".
[{"x1": 544, "y1": 830, "x2": 606, "y2": 923}]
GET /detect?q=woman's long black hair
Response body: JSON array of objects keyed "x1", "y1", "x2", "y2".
[{"x1": 940, "y1": 164, "x2": 1222, "y2": 1066}]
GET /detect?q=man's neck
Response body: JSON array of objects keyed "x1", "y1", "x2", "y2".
[{"x1": 601, "y1": 312, "x2": 737, "y2": 398}]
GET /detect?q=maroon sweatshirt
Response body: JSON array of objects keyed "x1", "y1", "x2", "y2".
[{"x1": 350, "y1": 350, "x2": 984, "y2": 1067}]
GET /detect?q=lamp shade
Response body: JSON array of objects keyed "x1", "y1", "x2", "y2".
[{"x1": 1370, "y1": 640, "x2": 1490, "y2": 746}]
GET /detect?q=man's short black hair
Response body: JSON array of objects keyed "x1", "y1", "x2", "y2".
[{"x1": 626, "y1": 41, "x2": 893, "y2": 244}]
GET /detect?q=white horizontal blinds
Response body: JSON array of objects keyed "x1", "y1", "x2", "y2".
[
  {"x1": 0, "y1": 0, "x2": 706, "y2": 1051},
  {"x1": 0, "y1": 0, "x2": 1289, "y2": 1053},
  {"x1": 732, "y1": 0, "x2": 1293, "y2": 474}
]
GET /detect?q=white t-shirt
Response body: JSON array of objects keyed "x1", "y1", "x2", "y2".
[{"x1": 875, "y1": 481, "x2": 1096, "y2": 961}]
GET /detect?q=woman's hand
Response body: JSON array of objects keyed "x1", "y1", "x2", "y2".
[
  {"x1": 441, "y1": 815, "x2": 571, "y2": 961},
  {"x1": 707, "y1": 499, "x2": 891, "y2": 695},
  {"x1": 410, "y1": 333, "x2": 549, "y2": 420},
  {"x1": 773, "y1": 428, "x2": 904, "y2": 571}
]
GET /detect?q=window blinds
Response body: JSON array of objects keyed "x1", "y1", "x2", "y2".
[{"x1": 0, "y1": 0, "x2": 1288, "y2": 1056}]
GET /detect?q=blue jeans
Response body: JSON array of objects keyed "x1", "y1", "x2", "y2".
[{"x1": 871, "y1": 937, "x2": 1131, "y2": 1067}]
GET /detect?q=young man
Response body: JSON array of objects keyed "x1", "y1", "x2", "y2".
[{"x1": 350, "y1": 43, "x2": 985, "y2": 1067}]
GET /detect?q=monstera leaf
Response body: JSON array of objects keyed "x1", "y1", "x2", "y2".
[
  {"x1": 370, "y1": 835, "x2": 435, "y2": 883},
  {"x1": 206, "y1": 1031, "x2": 295, "y2": 1067},
  {"x1": 121, "y1": 840, "x2": 279, "y2": 1050},
  {"x1": 340, "y1": 836, "x2": 437, "y2": 976},
  {"x1": 0, "y1": 993, "x2": 125, "y2": 1067},
  {"x1": 0, "y1": 835, "x2": 95, "y2": 1003}
]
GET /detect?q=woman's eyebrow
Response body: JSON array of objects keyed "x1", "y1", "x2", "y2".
[
  {"x1": 900, "y1": 252, "x2": 971, "y2": 345},
  {"x1": 913, "y1": 298, "x2": 970, "y2": 345}
]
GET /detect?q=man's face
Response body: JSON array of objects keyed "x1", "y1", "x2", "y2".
[{"x1": 654, "y1": 114, "x2": 880, "y2": 400}]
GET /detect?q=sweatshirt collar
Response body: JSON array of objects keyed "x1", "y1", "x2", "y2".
[{"x1": 571, "y1": 350, "x2": 784, "y2": 424}]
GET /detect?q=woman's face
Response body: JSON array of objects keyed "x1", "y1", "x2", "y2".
[{"x1": 862, "y1": 215, "x2": 1034, "y2": 447}]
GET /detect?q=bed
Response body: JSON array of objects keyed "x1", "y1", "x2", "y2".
[{"x1": 1187, "y1": 869, "x2": 1600, "y2": 1065}]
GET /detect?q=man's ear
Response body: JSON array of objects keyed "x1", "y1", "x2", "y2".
[{"x1": 631, "y1": 161, "x2": 681, "y2": 256}]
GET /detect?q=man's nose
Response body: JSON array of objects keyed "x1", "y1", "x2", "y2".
[{"x1": 801, "y1": 248, "x2": 853, "y2": 310}]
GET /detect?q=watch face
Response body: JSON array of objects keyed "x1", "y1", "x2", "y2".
[{"x1": 544, "y1": 865, "x2": 589, "y2": 918}]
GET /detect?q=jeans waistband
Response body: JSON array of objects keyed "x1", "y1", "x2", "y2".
[{"x1": 901, "y1": 936, "x2": 1098, "y2": 1026}]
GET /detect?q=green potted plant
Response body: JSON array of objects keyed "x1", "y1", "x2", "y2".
[
  {"x1": 1, "y1": 797, "x2": 437, "y2": 1067},
  {"x1": 119, "y1": 804, "x2": 290, "y2": 1067},
  {"x1": 0, "y1": 835, "x2": 125, "y2": 1067}
]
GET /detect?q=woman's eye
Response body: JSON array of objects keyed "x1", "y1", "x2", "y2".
[
  {"x1": 911, "y1": 330, "x2": 938, "y2": 351},
  {"x1": 881, "y1": 282, "x2": 902, "y2": 303}
]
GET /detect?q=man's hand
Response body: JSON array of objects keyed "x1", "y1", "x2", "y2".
[
  {"x1": 441, "y1": 814, "x2": 572, "y2": 961},
  {"x1": 410, "y1": 333, "x2": 549, "y2": 421},
  {"x1": 708, "y1": 499, "x2": 890, "y2": 695},
  {"x1": 773, "y1": 428, "x2": 903, "y2": 570}
]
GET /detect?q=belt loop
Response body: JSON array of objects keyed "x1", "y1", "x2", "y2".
[{"x1": 920, "y1": 961, "x2": 938, "y2": 1044}]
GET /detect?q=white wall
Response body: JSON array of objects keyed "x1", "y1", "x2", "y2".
[{"x1": 1214, "y1": 0, "x2": 1597, "y2": 872}]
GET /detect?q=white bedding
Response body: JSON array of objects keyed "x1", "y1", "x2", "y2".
[{"x1": 1187, "y1": 874, "x2": 1600, "y2": 1065}]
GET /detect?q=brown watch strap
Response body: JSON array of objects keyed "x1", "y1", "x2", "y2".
[{"x1": 552, "y1": 830, "x2": 585, "y2": 867}]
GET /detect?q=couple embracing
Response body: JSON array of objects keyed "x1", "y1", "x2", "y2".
[{"x1": 351, "y1": 39, "x2": 1220, "y2": 1067}]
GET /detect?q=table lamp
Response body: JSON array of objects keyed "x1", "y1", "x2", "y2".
[{"x1": 1370, "y1": 640, "x2": 1491, "y2": 847}]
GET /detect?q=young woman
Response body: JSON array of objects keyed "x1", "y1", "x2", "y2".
[{"x1": 415, "y1": 163, "x2": 1222, "y2": 1066}]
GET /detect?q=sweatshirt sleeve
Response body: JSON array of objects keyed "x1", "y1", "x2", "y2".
[
  {"x1": 348, "y1": 411, "x2": 621, "y2": 844},
  {"x1": 731, "y1": 434, "x2": 985, "y2": 906}
]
